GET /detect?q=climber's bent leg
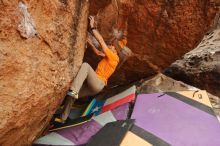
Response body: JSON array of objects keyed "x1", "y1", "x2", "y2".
[
  {"x1": 70, "y1": 62, "x2": 91, "y2": 92},
  {"x1": 61, "y1": 96, "x2": 74, "y2": 121},
  {"x1": 86, "y1": 64, "x2": 105, "y2": 94},
  {"x1": 79, "y1": 82, "x2": 104, "y2": 98},
  {"x1": 70, "y1": 62, "x2": 105, "y2": 98}
]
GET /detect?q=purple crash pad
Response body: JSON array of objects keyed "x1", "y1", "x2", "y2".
[
  {"x1": 131, "y1": 93, "x2": 220, "y2": 146},
  {"x1": 34, "y1": 103, "x2": 129, "y2": 146}
]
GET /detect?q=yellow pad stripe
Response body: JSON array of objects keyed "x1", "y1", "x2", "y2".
[
  {"x1": 120, "y1": 131, "x2": 152, "y2": 146},
  {"x1": 49, "y1": 120, "x2": 90, "y2": 132},
  {"x1": 177, "y1": 90, "x2": 212, "y2": 108}
]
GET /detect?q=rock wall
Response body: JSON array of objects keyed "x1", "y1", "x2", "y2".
[
  {"x1": 0, "y1": 0, "x2": 89, "y2": 145},
  {"x1": 86, "y1": 0, "x2": 218, "y2": 86},
  {"x1": 165, "y1": 26, "x2": 220, "y2": 97}
]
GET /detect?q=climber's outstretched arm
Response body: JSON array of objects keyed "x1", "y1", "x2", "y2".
[
  {"x1": 89, "y1": 16, "x2": 108, "y2": 52},
  {"x1": 87, "y1": 38, "x2": 105, "y2": 57}
]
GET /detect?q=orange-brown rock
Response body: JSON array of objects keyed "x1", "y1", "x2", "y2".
[
  {"x1": 0, "y1": 0, "x2": 89, "y2": 145},
  {"x1": 86, "y1": 0, "x2": 218, "y2": 86}
]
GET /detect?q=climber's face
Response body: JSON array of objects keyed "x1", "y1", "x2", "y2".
[{"x1": 109, "y1": 45, "x2": 117, "y2": 54}]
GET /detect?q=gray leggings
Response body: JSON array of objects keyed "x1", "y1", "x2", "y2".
[{"x1": 70, "y1": 62, "x2": 105, "y2": 98}]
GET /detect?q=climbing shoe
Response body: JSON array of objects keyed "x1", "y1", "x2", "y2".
[{"x1": 67, "y1": 90, "x2": 78, "y2": 99}]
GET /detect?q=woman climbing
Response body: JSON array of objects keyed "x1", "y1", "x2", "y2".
[{"x1": 61, "y1": 16, "x2": 120, "y2": 121}]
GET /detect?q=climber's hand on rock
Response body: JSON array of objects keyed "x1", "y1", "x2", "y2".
[
  {"x1": 87, "y1": 38, "x2": 105, "y2": 57},
  {"x1": 89, "y1": 16, "x2": 95, "y2": 28}
]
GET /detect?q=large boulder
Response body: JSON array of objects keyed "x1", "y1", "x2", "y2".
[
  {"x1": 0, "y1": 0, "x2": 89, "y2": 145},
  {"x1": 86, "y1": 0, "x2": 218, "y2": 86},
  {"x1": 165, "y1": 26, "x2": 220, "y2": 97}
]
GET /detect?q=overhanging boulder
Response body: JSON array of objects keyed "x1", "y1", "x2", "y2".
[{"x1": 0, "y1": 0, "x2": 89, "y2": 145}]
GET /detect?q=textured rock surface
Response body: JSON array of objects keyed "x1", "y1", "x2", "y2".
[
  {"x1": 86, "y1": 0, "x2": 218, "y2": 86},
  {"x1": 165, "y1": 26, "x2": 220, "y2": 97},
  {"x1": 0, "y1": 0, "x2": 89, "y2": 145}
]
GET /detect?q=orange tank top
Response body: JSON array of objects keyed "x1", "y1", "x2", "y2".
[{"x1": 95, "y1": 48, "x2": 119, "y2": 85}]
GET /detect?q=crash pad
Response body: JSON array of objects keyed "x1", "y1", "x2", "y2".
[
  {"x1": 82, "y1": 98, "x2": 97, "y2": 116},
  {"x1": 87, "y1": 120, "x2": 135, "y2": 146},
  {"x1": 49, "y1": 114, "x2": 93, "y2": 132},
  {"x1": 131, "y1": 90, "x2": 220, "y2": 146},
  {"x1": 88, "y1": 86, "x2": 136, "y2": 115},
  {"x1": 34, "y1": 103, "x2": 130, "y2": 146},
  {"x1": 48, "y1": 85, "x2": 136, "y2": 132}
]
